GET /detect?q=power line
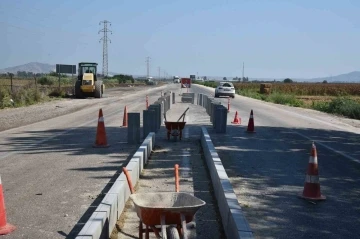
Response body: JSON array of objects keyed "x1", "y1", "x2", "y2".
[
  {"x1": 99, "y1": 20, "x2": 112, "y2": 77},
  {"x1": 145, "y1": 57, "x2": 151, "y2": 78}
]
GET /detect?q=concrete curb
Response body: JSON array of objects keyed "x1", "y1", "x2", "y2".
[
  {"x1": 200, "y1": 127, "x2": 254, "y2": 239},
  {"x1": 75, "y1": 132, "x2": 156, "y2": 239}
]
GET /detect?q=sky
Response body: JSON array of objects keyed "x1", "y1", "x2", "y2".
[{"x1": 1, "y1": 0, "x2": 360, "y2": 79}]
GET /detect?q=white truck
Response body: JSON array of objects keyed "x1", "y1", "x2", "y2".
[{"x1": 173, "y1": 76, "x2": 180, "y2": 83}]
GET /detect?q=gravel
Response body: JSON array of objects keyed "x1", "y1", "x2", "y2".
[{"x1": 0, "y1": 86, "x2": 159, "y2": 132}]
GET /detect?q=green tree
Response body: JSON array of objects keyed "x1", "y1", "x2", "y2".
[{"x1": 284, "y1": 78, "x2": 293, "y2": 83}]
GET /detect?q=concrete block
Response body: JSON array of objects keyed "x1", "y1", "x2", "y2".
[
  {"x1": 149, "y1": 132, "x2": 155, "y2": 150},
  {"x1": 203, "y1": 95, "x2": 208, "y2": 108},
  {"x1": 211, "y1": 101, "x2": 222, "y2": 124},
  {"x1": 77, "y1": 211, "x2": 108, "y2": 239},
  {"x1": 107, "y1": 180, "x2": 127, "y2": 217},
  {"x1": 149, "y1": 105, "x2": 160, "y2": 130},
  {"x1": 141, "y1": 141, "x2": 150, "y2": 160},
  {"x1": 181, "y1": 96, "x2": 192, "y2": 103},
  {"x1": 215, "y1": 106, "x2": 227, "y2": 133},
  {"x1": 227, "y1": 208, "x2": 253, "y2": 238},
  {"x1": 116, "y1": 173, "x2": 131, "y2": 204},
  {"x1": 200, "y1": 126, "x2": 254, "y2": 239},
  {"x1": 127, "y1": 113, "x2": 140, "y2": 144},
  {"x1": 95, "y1": 193, "x2": 118, "y2": 237},
  {"x1": 139, "y1": 144, "x2": 149, "y2": 163},
  {"x1": 199, "y1": 93, "x2": 203, "y2": 106},
  {"x1": 143, "y1": 110, "x2": 155, "y2": 139}
]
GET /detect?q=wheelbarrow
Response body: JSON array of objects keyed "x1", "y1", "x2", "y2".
[
  {"x1": 123, "y1": 165, "x2": 206, "y2": 239},
  {"x1": 164, "y1": 107, "x2": 189, "y2": 141}
]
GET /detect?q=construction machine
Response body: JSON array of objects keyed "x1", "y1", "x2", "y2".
[{"x1": 75, "y1": 62, "x2": 105, "y2": 98}]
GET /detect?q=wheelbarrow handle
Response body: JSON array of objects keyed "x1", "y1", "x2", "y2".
[{"x1": 177, "y1": 107, "x2": 190, "y2": 122}]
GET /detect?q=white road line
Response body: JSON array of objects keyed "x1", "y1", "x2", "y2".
[{"x1": 292, "y1": 131, "x2": 360, "y2": 165}]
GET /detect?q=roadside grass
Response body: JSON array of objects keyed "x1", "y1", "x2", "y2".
[
  {"x1": 194, "y1": 81, "x2": 360, "y2": 120},
  {"x1": 0, "y1": 77, "x2": 146, "y2": 109}
]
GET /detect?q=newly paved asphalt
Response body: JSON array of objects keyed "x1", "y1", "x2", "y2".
[
  {"x1": 0, "y1": 84, "x2": 177, "y2": 239},
  {"x1": 191, "y1": 84, "x2": 360, "y2": 239}
]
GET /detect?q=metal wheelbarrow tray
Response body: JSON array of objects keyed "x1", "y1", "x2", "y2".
[{"x1": 130, "y1": 192, "x2": 205, "y2": 226}]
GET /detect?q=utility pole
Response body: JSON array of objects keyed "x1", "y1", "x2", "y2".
[
  {"x1": 99, "y1": 20, "x2": 112, "y2": 77},
  {"x1": 158, "y1": 67, "x2": 161, "y2": 80},
  {"x1": 146, "y1": 57, "x2": 151, "y2": 78},
  {"x1": 242, "y1": 62, "x2": 245, "y2": 80}
]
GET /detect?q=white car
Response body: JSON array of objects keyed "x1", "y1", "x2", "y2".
[{"x1": 215, "y1": 82, "x2": 235, "y2": 98}]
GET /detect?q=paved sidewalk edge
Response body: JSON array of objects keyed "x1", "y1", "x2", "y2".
[
  {"x1": 75, "y1": 132, "x2": 156, "y2": 239},
  {"x1": 200, "y1": 126, "x2": 254, "y2": 239}
]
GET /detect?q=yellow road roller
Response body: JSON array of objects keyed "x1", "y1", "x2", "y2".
[{"x1": 75, "y1": 62, "x2": 105, "y2": 98}]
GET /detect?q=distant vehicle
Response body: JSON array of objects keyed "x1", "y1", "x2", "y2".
[
  {"x1": 181, "y1": 78, "x2": 191, "y2": 88},
  {"x1": 215, "y1": 81, "x2": 235, "y2": 98},
  {"x1": 173, "y1": 76, "x2": 180, "y2": 83},
  {"x1": 146, "y1": 77, "x2": 156, "y2": 85},
  {"x1": 75, "y1": 62, "x2": 104, "y2": 98}
]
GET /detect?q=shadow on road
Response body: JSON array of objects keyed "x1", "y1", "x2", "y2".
[{"x1": 206, "y1": 124, "x2": 360, "y2": 238}]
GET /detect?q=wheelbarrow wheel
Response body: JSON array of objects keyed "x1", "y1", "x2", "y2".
[{"x1": 166, "y1": 226, "x2": 180, "y2": 239}]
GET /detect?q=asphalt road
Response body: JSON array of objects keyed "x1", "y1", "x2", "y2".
[
  {"x1": 0, "y1": 83, "x2": 179, "y2": 239},
  {"x1": 190, "y1": 84, "x2": 360, "y2": 239}
]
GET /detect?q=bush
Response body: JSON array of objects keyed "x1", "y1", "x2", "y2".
[
  {"x1": 38, "y1": 77, "x2": 54, "y2": 85},
  {"x1": 48, "y1": 88, "x2": 66, "y2": 97},
  {"x1": 312, "y1": 97, "x2": 360, "y2": 119},
  {"x1": 267, "y1": 93, "x2": 304, "y2": 107}
]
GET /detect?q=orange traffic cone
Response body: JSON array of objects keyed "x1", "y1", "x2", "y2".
[
  {"x1": 231, "y1": 111, "x2": 241, "y2": 124},
  {"x1": 122, "y1": 106, "x2": 128, "y2": 127},
  {"x1": 93, "y1": 109, "x2": 110, "y2": 148},
  {"x1": 246, "y1": 110, "x2": 255, "y2": 133},
  {"x1": 0, "y1": 175, "x2": 16, "y2": 235},
  {"x1": 299, "y1": 142, "x2": 326, "y2": 201}
]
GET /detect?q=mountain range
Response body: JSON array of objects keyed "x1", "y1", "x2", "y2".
[{"x1": 1, "y1": 62, "x2": 360, "y2": 83}]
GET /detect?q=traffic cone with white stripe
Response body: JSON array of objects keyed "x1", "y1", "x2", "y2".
[
  {"x1": 0, "y1": 175, "x2": 16, "y2": 235},
  {"x1": 122, "y1": 106, "x2": 128, "y2": 127},
  {"x1": 299, "y1": 142, "x2": 326, "y2": 201},
  {"x1": 246, "y1": 110, "x2": 256, "y2": 133},
  {"x1": 93, "y1": 108, "x2": 110, "y2": 148}
]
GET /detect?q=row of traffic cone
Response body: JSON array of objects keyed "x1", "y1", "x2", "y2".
[
  {"x1": 230, "y1": 109, "x2": 326, "y2": 202},
  {"x1": 231, "y1": 109, "x2": 255, "y2": 133},
  {"x1": 93, "y1": 106, "x2": 129, "y2": 148}
]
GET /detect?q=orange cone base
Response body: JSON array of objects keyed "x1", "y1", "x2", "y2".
[
  {"x1": 232, "y1": 121, "x2": 241, "y2": 124},
  {"x1": 298, "y1": 193, "x2": 326, "y2": 201},
  {"x1": 92, "y1": 144, "x2": 110, "y2": 148},
  {"x1": 0, "y1": 223, "x2": 16, "y2": 235}
]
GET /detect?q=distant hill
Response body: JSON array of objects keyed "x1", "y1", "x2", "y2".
[
  {"x1": 307, "y1": 71, "x2": 360, "y2": 83},
  {"x1": 0, "y1": 62, "x2": 138, "y2": 77},
  {"x1": 0, "y1": 62, "x2": 56, "y2": 74},
  {"x1": 1, "y1": 62, "x2": 359, "y2": 82}
]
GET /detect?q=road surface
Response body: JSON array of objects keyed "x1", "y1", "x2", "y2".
[
  {"x1": 191, "y1": 84, "x2": 360, "y2": 239},
  {"x1": 0, "y1": 84, "x2": 177, "y2": 239}
]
